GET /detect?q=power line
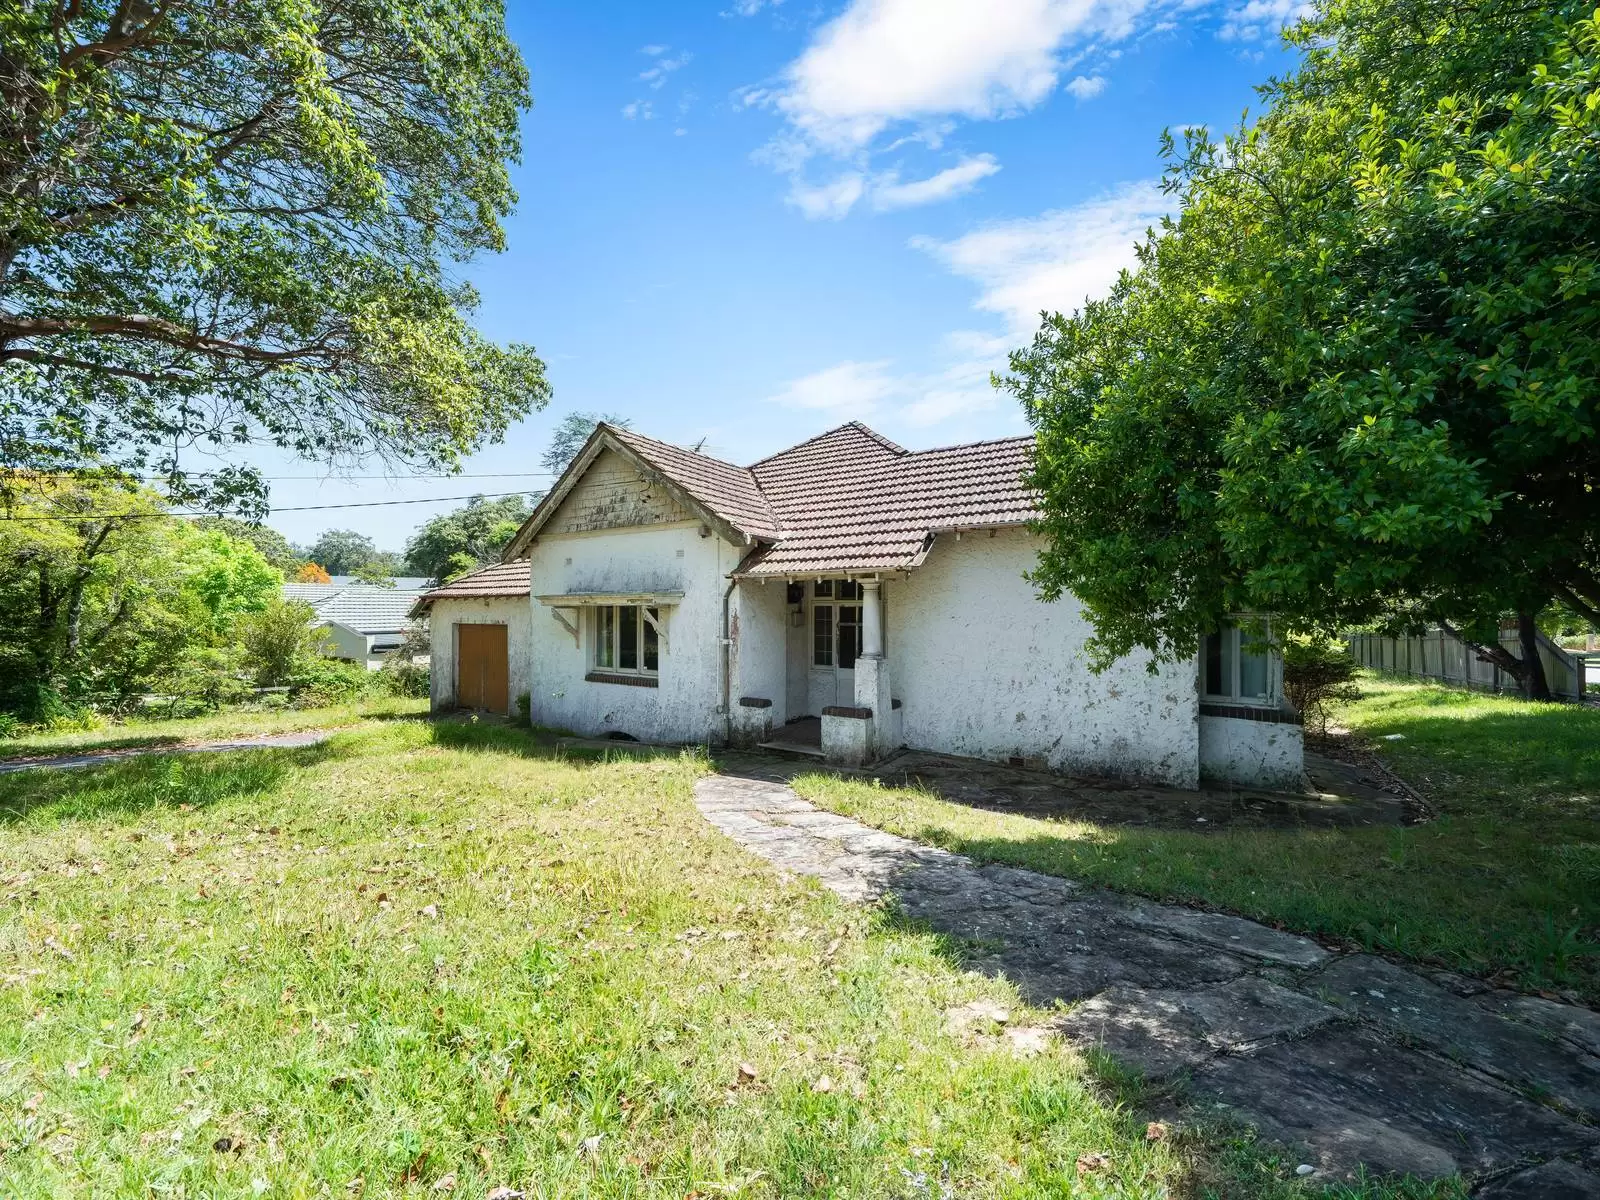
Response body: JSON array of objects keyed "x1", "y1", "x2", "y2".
[{"x1": 0, "y1": 489, "x2": 544, "y2": 523}]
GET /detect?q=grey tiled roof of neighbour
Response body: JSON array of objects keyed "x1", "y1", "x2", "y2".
[
  {"x1": 505, "y1": 420, "x2": 1037, "y2": 578},
  {"x1": 305, "y1": 585, "x2": 428, "y2": 634},
  {"x1": 410, "y1": 560, "x2": 533, "y2": 615}
]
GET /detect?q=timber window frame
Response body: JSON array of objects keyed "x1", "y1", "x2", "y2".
[
  {"x1": 812, "y1": 579, "x2": 863, "y2": 669},
  {"x1": 591, "y1": 604, "x2": 661, "y2": 676},
  {"x1": 1203, "y1": 620, "x2": 1274, "y2": 705}
]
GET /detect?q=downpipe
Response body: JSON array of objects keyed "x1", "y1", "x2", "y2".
[{"x1": 718, "y1": 576, "x2": 737, "y2": 748}]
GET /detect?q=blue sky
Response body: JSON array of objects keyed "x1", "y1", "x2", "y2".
[{"x1": 260, "y1": 0, "x2": 1305, "y2": 549}]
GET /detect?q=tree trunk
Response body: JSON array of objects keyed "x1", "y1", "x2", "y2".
[{"x1": 1517, "y1": 610, "x2": 1552, "y2": 702}]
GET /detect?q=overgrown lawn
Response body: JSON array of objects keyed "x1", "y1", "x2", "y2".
[
  {"x1": 0, "y1": 696, "x2": 429, "y2": 761},
  {"x1": 0, "y1": 719, "x2": 1355, "y2": 1198}
]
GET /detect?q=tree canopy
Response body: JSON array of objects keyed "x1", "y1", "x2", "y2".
[
  {"x1": 404, "y1": 493, "x2": 535, "y2": 581},
  {"x1": 194, "y1": 516, "x2": 299, "y2": 574},
  {"x1": 303, "y1": 528, "x2": 379, "y2": 577},
  {"x1": 0, "y1": 477, "x2": 277, "y2": 713},
  {"x1": 0, "y1": 0, "x2": 551, "y2": 514},
  {"x1": 541, "y1": 412, "x2": 630, "y2": 477},
  {"x1": 1008, "y1": 0, "x2": 1600, "y2": 695}
]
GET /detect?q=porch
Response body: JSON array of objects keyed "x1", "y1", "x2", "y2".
[{"x1": 731, "y1": 574, "x2": 901, "y2": 768}]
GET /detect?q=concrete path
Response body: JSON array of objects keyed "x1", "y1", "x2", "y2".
[
  {"x1": 0, "y1": 730, "x2": 333, "y2": 775},
  {"x1": 694, "y1": 772, "x2": 1600, "y2": 1195}
]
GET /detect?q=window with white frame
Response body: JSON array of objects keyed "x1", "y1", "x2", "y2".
[
  {"x1": 592, "y1": 604, "x2": 660, "y2": 674},
  {"x1": 812, "y1": 579, "x2": 862, "y2": 669},
  {"x1": 1203, "y1": 621, "x2": 1272, "y2": 703}
]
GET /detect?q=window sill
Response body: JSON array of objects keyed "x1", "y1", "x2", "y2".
[{"x1": 585, "y1": 671, "x2": 659, "y2": 689}]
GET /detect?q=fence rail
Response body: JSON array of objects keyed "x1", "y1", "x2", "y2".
[{"x1": 1347, "y1": 627, "x2": 1587, "y2": 702}]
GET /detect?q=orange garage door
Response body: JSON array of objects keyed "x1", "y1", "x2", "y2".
[{"x1": 455, "y1": 623, "x2": 509, "y2": 713}]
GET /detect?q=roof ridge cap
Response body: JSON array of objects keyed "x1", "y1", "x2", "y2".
[
  {"x1": 605, "y1": 423, "x2": 749, "y2": 474},
  {"x1": 747, "y1": 421, "x2": 908, "y2": 469},
  {"x1": 906, "y1": 432, "x2": 1035, "y2": 457}
]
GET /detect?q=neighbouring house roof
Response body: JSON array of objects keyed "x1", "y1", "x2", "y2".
[
  {"x1": 500, "y1": 420, "x2": 1037, "y2": 578},
  {"x1": 409, "y1": 559, "x2": 533, "y2": 616},
  {"x1": 295, "y1": 584, "x2": 429, "y2": 635},
  {"x1": 327, "y1": 575, "x2": 432, "y2": 590}
]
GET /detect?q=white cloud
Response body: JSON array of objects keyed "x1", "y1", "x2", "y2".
[
  {"x1": 621, "y1": 100, "x2": 655, "y2": 120},
  {"x1": 765, "y1": 360, "x2": 903, "y2": 412},
  {"x1": 640, "y1": 44, "x2": 668, "y2": 56},
  {"x1": 913, "y1": 179, "x2": 1168, "y2": 332},
  {"x1": 726, "y1": 0, "x2": 782, "y2": 14},
  {"x1": 640, "y1": 51, "x2": 692, "y2": 89},
  {"x1": 870, "y1": 154, "x2": 1001, "y2": 210},
  {"x1": 787, "y1": 172, "x2": 867, "y2": 219},
  {"x1": 773, "y1": 0, "x2": 1155, "y2": 152},
  {"x1": 1219, "y1": 0, "x2": 1312, "y2": 40},
  {"x1": 1065, "y1": 74, "x2": 1107, "y2": 100}
]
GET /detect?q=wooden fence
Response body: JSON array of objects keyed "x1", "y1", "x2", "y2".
[{"x1": 1347, "y1": 626, "x2": 1588, "y2": 702}]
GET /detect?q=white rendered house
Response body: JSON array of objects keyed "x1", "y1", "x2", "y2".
[{"x1": 415, "y1": 422, "x2": 1304, "y2": 790}]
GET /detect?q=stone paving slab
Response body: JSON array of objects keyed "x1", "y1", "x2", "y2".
[
  {"x1": 691, "y1": 771, "x2": 1600, "y2": 1191},
  {"x1": 1474, "y1": 1160, "x2": 1600, "y2": 1199},
  {"x1": 1193, "y1": 1028, "x2": 1596, "y2": 1181},
  {"x1": 1311, "y1": 956, "x2": 1600, "y2": 1119}
]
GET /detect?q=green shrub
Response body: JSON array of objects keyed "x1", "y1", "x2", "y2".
[
  {"x1": 1282, "y1": 635, "x2": 1362, "y2": 737},
  {"x1": 239, "y1": 599, "x2": 331, "y2": 687},
  {"x1": 515, "y1": 691, "x2": 531, "y2": 720},
  {"x1": 288, "y1": 657, "x2": 378, "y2": 707}
]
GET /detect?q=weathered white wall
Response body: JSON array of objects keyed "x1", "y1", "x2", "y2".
[
  {"x1": 427, "y1": 596, "x2": 532, "y2": 717},
  {"x1": 1199, "y1": 714, "x2": 1305, "y2": 790},
  {"x1": 527, "y1": 523, "x2": 738, "y2": 744},
  {"x1": 888, "y1": 528, "x2": 1201, "y2": 788},
  {"x1": 730, "y1": 578, "x2": 789, "y2": 732}
]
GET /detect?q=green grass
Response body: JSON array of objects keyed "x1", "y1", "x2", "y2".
[
  {"x1": 0, "y1": 696, "x2": 430, "y2": 761},
  {"x1": 791, "y1": 677, "x2": 1600, "y2": 1005},
  {"x1": 0, "y1": 716, "x2": 1441, "y2": 1199}
]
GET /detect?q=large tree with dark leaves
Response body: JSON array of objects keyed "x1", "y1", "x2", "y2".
[
  {"x1": 0, "y1": 0, "x2": 550, "y2": 513},
  {"x1": 1008, "y1": 0, "x2": 1600, "y2": 699}
]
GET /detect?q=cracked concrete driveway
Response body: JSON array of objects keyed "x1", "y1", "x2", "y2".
[{"x1": 694, "y1": 770, "x2": 1600, "y2": 1196}]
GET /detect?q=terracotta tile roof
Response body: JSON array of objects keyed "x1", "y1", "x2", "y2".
[
  {"x1": 410, "y1": 560, "x2": 531, "y2": 615},
  {"x1": 740, "y1": 430, "x2": 1036, "y2": 576},
  {"x1": 505, "y1": 420, "x2": 1036, "y2": 578},
  {"x1": 608, "y1": 426, "x2": 782, "y2": 540}
]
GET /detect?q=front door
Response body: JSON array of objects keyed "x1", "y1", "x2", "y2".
[
  {"x1": 456, "y1": 623, "x2": 509, "y2": 713},
  {"x1": 807, "y1": 579, "x2": 862, "y2": 711}
]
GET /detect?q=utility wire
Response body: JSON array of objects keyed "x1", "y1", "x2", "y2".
[{"x1": 0, "y1": 489, "x2": 544, "y2": 522}]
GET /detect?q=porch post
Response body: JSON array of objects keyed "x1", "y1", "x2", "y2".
[
  {"x1": 846, "y1": 577, "x2": 899, "y2": 763},
  {"x1": 861, "y1": 578, "x2": 883, "y2": 658}
]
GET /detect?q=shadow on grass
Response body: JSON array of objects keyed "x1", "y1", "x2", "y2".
[
  {"x1": 0, "y1": 703, "x2": 433, "y2": 763},
  {"x1": 0, "y1": 739, "x2": 354, "y2": 827},
  {"x1": 426, "y1": 719, "x2": 697, "y2": 768}
]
